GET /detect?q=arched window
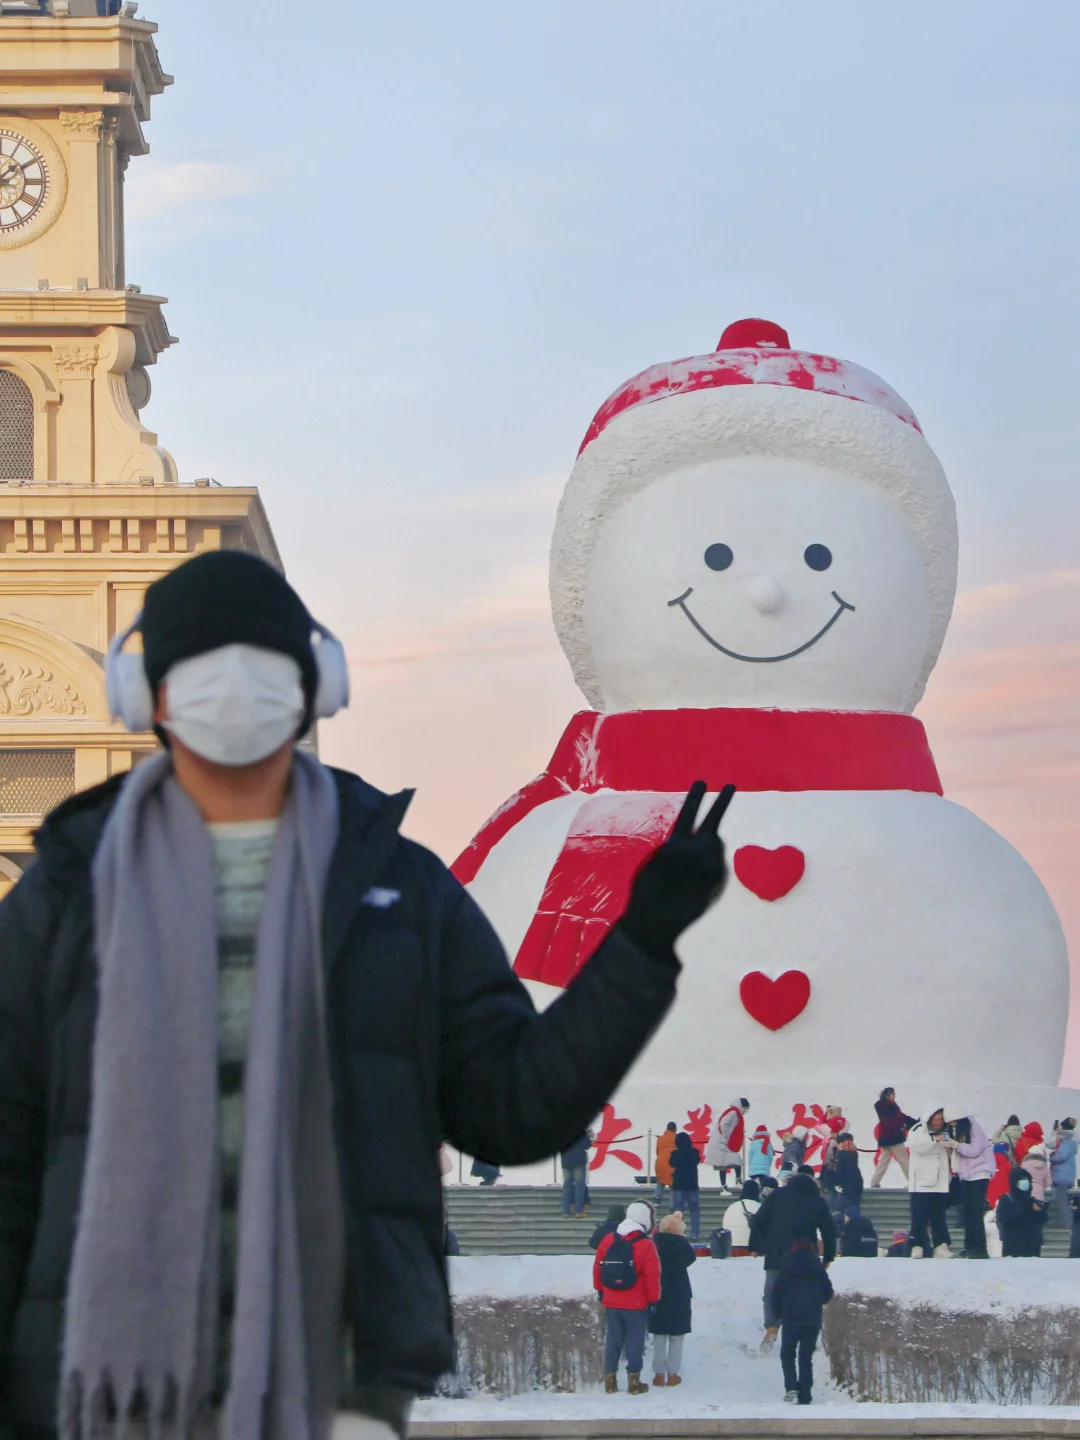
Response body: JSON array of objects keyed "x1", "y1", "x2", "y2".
[{"x1": 0, "y1": 371, "x2": 34, "y2": 481}]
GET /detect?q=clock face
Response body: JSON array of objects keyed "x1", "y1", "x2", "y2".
[{"x1": 0, "y1": 130, "x2": 49, "y2": 232}]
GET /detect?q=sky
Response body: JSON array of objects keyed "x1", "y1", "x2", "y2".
[{"x1": 128, "y1": 1, "x2": 1080, "y2": 1079}]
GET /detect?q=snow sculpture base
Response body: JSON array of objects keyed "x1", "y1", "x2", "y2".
[{"x1": 490, "y1": 1081, "x2": 1080, "y2": 1185}]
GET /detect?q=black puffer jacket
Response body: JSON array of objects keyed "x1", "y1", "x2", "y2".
[
  {"x1": 0, "y1": 768, "x2": 680, "y2": 1429},
  {"x1": 748, "y1": 1174, "x2": 837, "y2": 1270}
]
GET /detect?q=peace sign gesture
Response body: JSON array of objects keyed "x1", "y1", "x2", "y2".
[{"x1": 619, "y1": 781, "x2": 736, "y2": 963}]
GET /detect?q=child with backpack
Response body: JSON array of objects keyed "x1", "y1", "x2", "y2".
[
  {"x1": 593, "y1": 1200, "x2": 661, "y2": 1394},
  {"x1": 771, "y1": 1237, "x2": 834, "y2": 1405}
]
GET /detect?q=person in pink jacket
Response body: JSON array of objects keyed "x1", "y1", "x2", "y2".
[
  {"x1": 1021, "y1": 1136, "x2": 1052, "y2": 1201},
  {"x1": 948, "y1": 1114, "x2": 995, "y2": 1259}
]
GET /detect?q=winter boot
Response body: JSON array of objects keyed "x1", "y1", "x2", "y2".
[
  {"x1": 604, "y1": 1374, "x2": 618, "y2": 1394},
  {"x1": 627, "y1": 1373, "x2": 650, "y2": 1395},
  {"x1": 933, "y1": 1243, "x2": 953, "y2": 1259},
  {"x1": 653, "y1": 1374, "x2": 666, "y2": 1387},
  {"x1": 760, "y1": 1327, "x2": 779, "y2": 1354},
  {"x1": 666, "y1": 1374, "x2": 682, "y2": 1387},
  {"x1": 783, "y1": 1391, "x2": 798, "y2": 1403}
]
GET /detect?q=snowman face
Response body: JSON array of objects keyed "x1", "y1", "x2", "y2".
[{"x1": 582, "y1": 455, "x2": 933, "y2": 712}]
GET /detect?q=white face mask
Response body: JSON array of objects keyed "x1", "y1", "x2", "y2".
[{"x1": 163, "y1": 644, "x2": 305, "y2": 767}]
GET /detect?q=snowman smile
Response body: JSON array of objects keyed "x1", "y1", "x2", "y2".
[{"x1": 667, "y1": 588, "x2": 856, "y2": 663}]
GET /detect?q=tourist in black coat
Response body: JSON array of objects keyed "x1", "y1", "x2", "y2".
[
  {"x1": 837, "y1": 1204, "x2": 879, "y2": 1258},
  {"x1": 771, "y1": 1239, "x2": 834, "y2": 1405},
  {"x1": 1069, "y1": 1192, "x2": 1080, "y2": 1259},
  {"x1": 669, "y1": 1130, "x2": 702, "y2": 1240},
  {"x1": 0, "y1": 554, "x2": 737, "y2": 1438},
  {"x1": 997, "y1": 1166, "x2": 1049, "y2": 1257},
  {"x1": 648, "y1": 1212, "x2": 696, "y2": 1385},
  {"x1": 749, "y1": 1172, "x2": 836, "y2": 1350},
  {"x1": 589, "y1": 1205, "x2": 627, "y2": 1251}
]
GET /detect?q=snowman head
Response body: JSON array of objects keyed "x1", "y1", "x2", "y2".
[{"x1": 551, "y1": 320, "x2": 958, "y2": 714}]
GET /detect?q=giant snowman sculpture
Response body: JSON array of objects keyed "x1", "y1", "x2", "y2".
[{"x1": 453, "y1": 319, "x2": 1077, "y2": 1179}]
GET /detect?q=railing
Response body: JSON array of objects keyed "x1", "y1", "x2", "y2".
[{"x1": 0, "y1": 478, "x2": 222, "y2": 487}]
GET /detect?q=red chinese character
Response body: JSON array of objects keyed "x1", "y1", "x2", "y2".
[
  {"x1": 589, "y1": 1102, "x2": 642, "y2": 1172},
  {"x1": 684, "y1": 1104, "x2": 713, "y2": 1152},
  {"x1": 785, "y1": 1103, "x2": 828, "y2": 1171}
]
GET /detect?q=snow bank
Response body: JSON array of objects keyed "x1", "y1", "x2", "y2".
[{"x1": 409, "y1": 1254, "x2": 1080, "y2": 1420}]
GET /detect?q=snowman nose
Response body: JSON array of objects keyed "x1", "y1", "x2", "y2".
[{"x1": 750, "y1": 575, "x2": 786, "y2": 614}]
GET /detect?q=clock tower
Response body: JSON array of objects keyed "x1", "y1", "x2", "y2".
[{"x1": 0, "y1": 6, "x2": 282, "y2": 896}]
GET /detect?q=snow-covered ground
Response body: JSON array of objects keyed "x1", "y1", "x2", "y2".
[{"x1": 410, "y1": 1255, "x2": 1080, "y2": 1423}]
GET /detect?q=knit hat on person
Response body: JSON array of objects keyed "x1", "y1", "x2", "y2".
[
  {"x1": 142, "y1": 551, "x2": 319, "y2": 712},
  {"x1": 892, "y1": 1230, "x2": 908, "y2": 1244},
  {"x1": 758, "y1": 1176, "x2": 778, "y2": 1192},
  {"x1": 659, "y1": 1211, "x2": 685, "y2": 1235},
  {"x1": 752, "y1": 1123, "x2": 770, "y2": 1139},
  {"x1": 741, "y1": 1179, "x2": 761, "y2": 1201}
]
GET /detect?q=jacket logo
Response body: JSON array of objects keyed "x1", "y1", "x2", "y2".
[{"x1": 362, "y1": 886, "x2": 401, "y2": 909}]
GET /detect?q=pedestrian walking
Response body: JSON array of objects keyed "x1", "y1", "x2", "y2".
[
  {"x1": 748, "y1": 1123, "x2": 775, "y2": 1180},
  {"x1": 561, "y1": 1131, "x2": 591, "y2": 1217},
  {"x1": 907, "y1": 1105, "x2": 955, "y2": 1257},
  {"x1": 871, "y1": 1088, "x2": 916, "y2": 1186},
  {"x1": 706, "y1": 1099, "x2": 749, "y2": 1192},
  {"x1": 594, "y1": 1201, "x2": 662, "y2": 1395},
  {"x1": 1050, "y1": 1119, "x2": 1077, "y2": 1227},
  {"x1": 654, "y1": 1121, "x2": 678, "y2": 1205},
  {"x1": 670, "y1": 1130, "x2": 702, "y2": 1241},
  {"x1": 996, "y1": 1167, "x2": 1049, "y2": 1257},
  {"x1": 590, "y1": 1205, "x2": 627, "y2": 1251},
  {"x1": 949, "y1": 1114, "x2": 994, "y2": 1258},
  {"x1": 649, "y1": 1212, "x2": 696, "y2": 1387},
  {"x1": 0, "y1": 551, "x2": 736, "y2": 1440},
  {"x1": 721, "y1": 1179, "x2": 762, "y2": 1256},
  {"x1": 749, "y1": 1171, "x2": 836, "y2": 1353},
  {"x1": 772, "y1": 1239, "x2": 834, "y2": 1405}
]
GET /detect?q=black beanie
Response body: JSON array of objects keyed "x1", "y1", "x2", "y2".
[{"x1": 141, "y1": 551, "x2": 318, "y2": 708}]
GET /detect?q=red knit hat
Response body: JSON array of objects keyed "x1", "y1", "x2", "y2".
[{"x1": 577, "y1": 317, "x2": 921, "y2": 456}]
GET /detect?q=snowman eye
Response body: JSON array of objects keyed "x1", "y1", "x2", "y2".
[
  {"x1": 804, "y1": 544, "x2": 832, "y2": 572},
  {"x1": 704, "y1": 543, "x2": 734, "y2": 571}
]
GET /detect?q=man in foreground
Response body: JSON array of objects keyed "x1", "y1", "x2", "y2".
[{"x1": 0, "y1": 551, "x2": 734, "y2": 1440}]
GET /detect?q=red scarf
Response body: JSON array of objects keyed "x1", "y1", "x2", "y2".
[{"x1": 453, "y1": 708, "x2": 941, "y2": 989}]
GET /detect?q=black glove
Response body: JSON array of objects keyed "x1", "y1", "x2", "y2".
[{"x1": 618, "y1": 780, "x2": 735, "y2": 963}]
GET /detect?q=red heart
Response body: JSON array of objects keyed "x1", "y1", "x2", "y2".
[
  {"x1": 740, "y1": 970, "x2": 811, "y2": 1031},
  {"x1": 734, "y1": 845, "x2": 805, "y2": 901}
]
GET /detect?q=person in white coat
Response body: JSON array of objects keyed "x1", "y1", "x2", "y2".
[
  {"x1": 907, "y1": 1106, "x2": 956, "y2": 1258},
  {"x1": 705, "y1": 1099, "x2": 749, "y2": 1192},
  {"x1": 721, "y1": 1179, "x2": 762, "y2": 1256}
]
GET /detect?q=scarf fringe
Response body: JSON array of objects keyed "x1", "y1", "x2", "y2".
[{"x1": 61, "y1": 1365, "x2": 209, "y2": 1440}]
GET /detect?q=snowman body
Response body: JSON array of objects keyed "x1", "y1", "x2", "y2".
[
  {"x1": 467, "y1": 784, "x2": 1067, "y2": 1089},
  {"x1": 453, "y1": 323, "x2": 1075, "y2": 1172}
]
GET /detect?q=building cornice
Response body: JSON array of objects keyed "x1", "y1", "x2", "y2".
[{"x1": 0, "y1": 289, "x2": 176, "y2": 364}]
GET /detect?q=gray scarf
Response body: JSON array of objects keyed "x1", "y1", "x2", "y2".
[{"x1": 62, "y1": 751, "x2": 343, "y2": 1440}]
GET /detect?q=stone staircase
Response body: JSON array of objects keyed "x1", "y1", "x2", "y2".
[{"x1": 445, "y1": 1184, "x2": 1072, "y2": 1258}]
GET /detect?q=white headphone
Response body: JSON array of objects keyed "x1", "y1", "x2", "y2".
[{"x1": 105, "y1": 614, "x2": 351, "y2": 733}]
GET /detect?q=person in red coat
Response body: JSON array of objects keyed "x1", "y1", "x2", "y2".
[
  {"x1": 1014, "y1": 1120, "x2": 1044, "y2": 1166},
  {"x1": 594, "y1": 1200, "x2": 662, "y2": 1394}
]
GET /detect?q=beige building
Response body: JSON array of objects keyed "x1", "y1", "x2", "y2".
[{"x1": 0, "y1": 7, "x2": 280, "y2": 896}]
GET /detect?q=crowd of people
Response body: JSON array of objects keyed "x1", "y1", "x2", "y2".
[
  {"x1": 635, "y1": 1092, "x2": 1080, "y2": 1263},
  {"x1": 583, "y1": 1092, "x2": 1080, "y2": 1404}
]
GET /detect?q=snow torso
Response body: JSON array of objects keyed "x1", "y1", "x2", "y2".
[{"x1": 467, "y1": 785, "x2": 1067, "y2": 1092}]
